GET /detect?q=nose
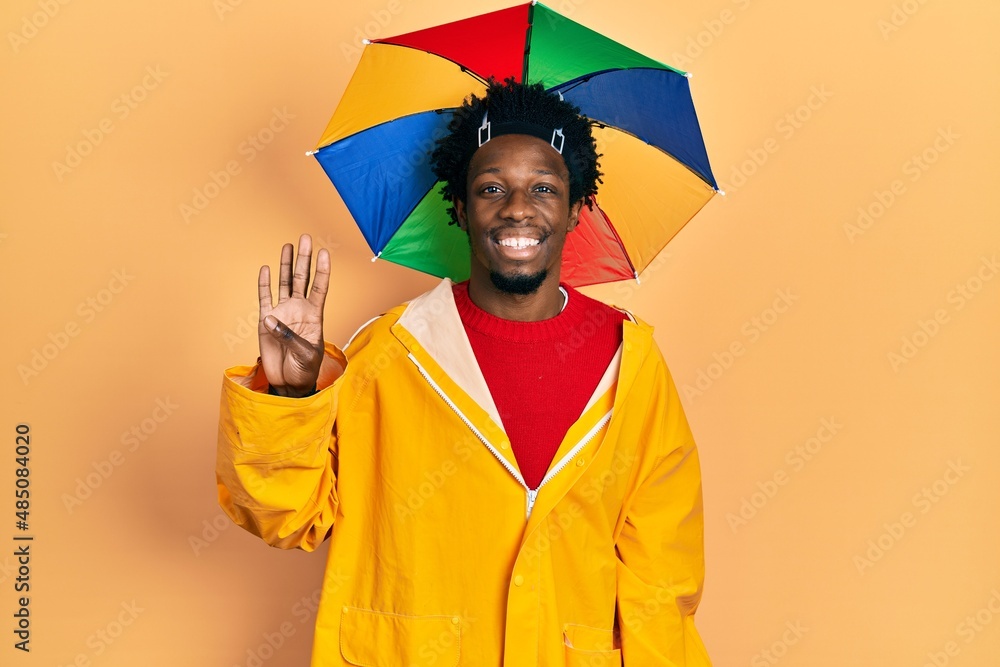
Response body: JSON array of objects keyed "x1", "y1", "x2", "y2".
[{"x1": 498, "y1": 187, "x2": 536, "y2": 222}]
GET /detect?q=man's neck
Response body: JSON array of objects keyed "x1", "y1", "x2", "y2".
[{"x1": 466, "y1": 272, "x2": 565, "y2": 321}]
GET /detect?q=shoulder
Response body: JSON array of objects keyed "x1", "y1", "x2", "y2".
[
  {"x1": 615, "y1": 308, "x2": 674, "y2": 381},
  {"x1": 342, "y1": 279, "x2": 453, "y2": 355},
  {"x1": 342, "y1": 304, "x2": 406, "y2": 358}
]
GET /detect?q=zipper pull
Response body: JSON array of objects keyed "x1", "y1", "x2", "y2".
[{"x1": 526, "y1": 489, "x2": 538, "y2": 519}]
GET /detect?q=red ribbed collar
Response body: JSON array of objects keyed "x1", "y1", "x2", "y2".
[{"x1": 452, "y1": 281, "x2": 598, "y2": 343}]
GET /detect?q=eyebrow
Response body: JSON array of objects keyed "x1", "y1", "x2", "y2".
[{"x1": 470, "y1": 167, "x2": 560, "y2": 179}]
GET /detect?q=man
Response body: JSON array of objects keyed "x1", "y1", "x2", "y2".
[{"x1": 217, "y1": 80, "x2": 711, "y2": 666}]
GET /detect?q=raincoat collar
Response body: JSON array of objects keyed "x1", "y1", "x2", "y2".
[
  {"x1": 392, "y1": 278, "x2": 641, "y2": 430},
  {"x1": 395, "y1": 277, "x2": 505, "y2": 428},
  {"x1": 389, "y1": 278, "x2": 655, "y2": 518}
]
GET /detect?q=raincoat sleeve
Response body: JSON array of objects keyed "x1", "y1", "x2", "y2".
[
  {"x1": 615, "y1": 347, "x2": 711, "y2": 666},
  {"x1": 215, "y1": 341, "x2": 347, "y2": 552}
]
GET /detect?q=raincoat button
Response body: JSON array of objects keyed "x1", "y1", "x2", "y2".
[
  {"x1": 452, "y1": 617, "x2": 460, "y2": 625},
  {"x1": 513, "y1": 575, "x2": 524, "y2": 587},
  {"x1": 576, "y1": 458, "x2": 585, "y2": 466},
  {"x1": 625, "y1": 342, "x2": 633, "y2": 352}
]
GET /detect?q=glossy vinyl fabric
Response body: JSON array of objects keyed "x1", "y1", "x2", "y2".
[{"x1": 216, "y1": 280, "x2": 712, "y2": 665}]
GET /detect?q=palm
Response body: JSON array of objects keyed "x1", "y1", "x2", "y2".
[
  {"x1": 259, "y1": 300, "x2": 324, "y2": 387},
  {"x1": 257, "y1": 235, "x2": 331, "y2": 395}
]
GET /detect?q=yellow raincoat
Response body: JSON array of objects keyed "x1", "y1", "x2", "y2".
[{"x1": 217, "y1": 279, "x2": 711, "y2": 666}]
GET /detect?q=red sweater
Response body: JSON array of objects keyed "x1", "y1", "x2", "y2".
[{"x1": 452, "y1": 282, "x2": 625, "y2": 489}]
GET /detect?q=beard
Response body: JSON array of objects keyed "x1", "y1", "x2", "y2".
[
  {"x1": 489, "y1": 268, "x2": 548, "y2": 295},
  {"x1": 463, "y1": 226, "x2": 550, "y2": 295}
]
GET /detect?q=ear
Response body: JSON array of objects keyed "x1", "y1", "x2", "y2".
[
  {"x1": 454, "y1": 198, "x2": 468, "y2": 231},
  {"x1": 567, "y1": 198, "x2": 583, "y2": 232}
]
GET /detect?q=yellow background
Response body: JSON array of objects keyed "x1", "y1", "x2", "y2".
[{"x1": 2, "y1": 0, "x2": 998, "y2": 664}]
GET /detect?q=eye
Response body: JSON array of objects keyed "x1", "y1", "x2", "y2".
[
  {"x1": 534, "y1": 184, "x2": 556, "y2": 194},
  {"x1": 481, "y1": 185, "x2": 502, "y2": 194}
]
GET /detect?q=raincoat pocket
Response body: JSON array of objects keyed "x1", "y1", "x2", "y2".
[
  {"x1": 564, "y1": 645, "x2": 622, "y2": 666},
  {"x1": 340, "y1": 606, "x2": 460, "y2": 667},
  {"x1": 563, "y1": 624, "x2": 622, "y2": 666}
]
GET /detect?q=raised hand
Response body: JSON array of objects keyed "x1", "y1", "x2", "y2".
[{"x1": 258, "y1": 234, "x2": 331, "y2": 397}]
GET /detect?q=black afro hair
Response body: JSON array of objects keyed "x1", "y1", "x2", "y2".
[{"x1": 429, "y1": 78, "x2": 602, "y2": 226}]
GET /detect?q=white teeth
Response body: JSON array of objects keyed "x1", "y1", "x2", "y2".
[{"x1": 497, "y1": 238, "x2": 540, "y2": 248}]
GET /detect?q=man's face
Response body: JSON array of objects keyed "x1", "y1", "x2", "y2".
[{"x1": 455, "y1": 134, "x2": 582, "y2": 295}]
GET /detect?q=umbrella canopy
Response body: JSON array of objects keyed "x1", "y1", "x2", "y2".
[{"x1": 313, "y1": 1, "x2": 719, "y2": 287}]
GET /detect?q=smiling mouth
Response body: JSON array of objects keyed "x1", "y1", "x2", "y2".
[
  {"x1": 496, "y1": 237, "x2": 540, "y2": 249},
  {"x1": 491, "y1": 233, "x2": 547, "y2": 261}
]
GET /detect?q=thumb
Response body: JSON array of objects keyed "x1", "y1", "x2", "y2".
[{"x1": 263, "y1": 315, "x2": 322, "y2": 364}]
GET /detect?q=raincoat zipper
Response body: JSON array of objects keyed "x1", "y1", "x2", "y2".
[
  {"x1": 408, "y1": 353, "x2": 528, "y2": 488},
  {"x1": 408, "y1": 353, "x2": 613, "y2": 520}
]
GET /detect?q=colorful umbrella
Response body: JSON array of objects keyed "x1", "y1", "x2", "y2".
[{"x1": 312, "y1": 1, "x2": 719, "y2": 287}]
